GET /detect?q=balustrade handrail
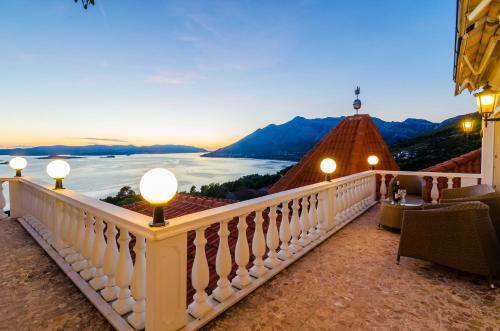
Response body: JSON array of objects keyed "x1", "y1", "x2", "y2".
[
  {"x1": 374, "y1": 170, "x2": 482, "y2": 178},
  {"x1": 152, "y1": 170, "x2": 375, "y2": 240}
]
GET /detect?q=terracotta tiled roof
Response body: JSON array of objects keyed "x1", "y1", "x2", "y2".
[
  {"x1": 422, "y1": 148, "x2": 481, "y2": 174},
  {"x1": 123, "y1": 193, "x2": 236, "y2": 219},
  {"x1": 270, "y1": 114, "x2": 399, "y2": 193}
]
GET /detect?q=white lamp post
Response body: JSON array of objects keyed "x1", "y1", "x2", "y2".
[
  {"x1": 46, "y1": 160, "x2": 71, "y2": 189},
  {"x1": 9, "y1": 157, "x2": 28, "y2": 177},
  {"x1": 320, "y1": 158, "x2": 337, "y2": 181},
  {"x1": 140, "y1": 168, "x2": 178, "y2": 227},
  {"x1": 367, "y1": 155, "x2": 379, "y2": 170}
]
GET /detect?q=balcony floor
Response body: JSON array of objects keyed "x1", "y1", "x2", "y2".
[
  {"x1": 203, "y1": 205, "x2": 499, "y2": 330},
  {"x1": 0, "y1": 218, "x2": 113, "y2": 330},
  {"x1": 1, "y1": 204, "x2": 498, "y2": 330}
]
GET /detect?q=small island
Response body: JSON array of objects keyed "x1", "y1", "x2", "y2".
[
  {"x1": 36, "y1": 155, "x2": 86, "y2": 160},
  {"x1": 100, "y1": 155, "x2": 116, "y2": 159}
]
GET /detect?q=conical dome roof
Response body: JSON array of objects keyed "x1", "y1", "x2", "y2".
[{"x1": 269, "y1": 114, "x2": 399, "y2": 193}]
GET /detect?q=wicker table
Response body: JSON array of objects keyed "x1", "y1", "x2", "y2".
[{"x1": 378, "y1": 201, "x2": 422, "y2": 230}]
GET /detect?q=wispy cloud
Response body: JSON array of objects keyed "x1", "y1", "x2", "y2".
[
  {"x1": 77, "y1": 137, "x2": 129, "y2": 143},
  {"x1": 170, "y1": 2, "x2": 302, "y2": 71}
]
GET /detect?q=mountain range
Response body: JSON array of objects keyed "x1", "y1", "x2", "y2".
[
  {"x1": 203, "y1": 115, "x2": 442, "y2": 161},
  {"x1": 0, "y1": 144, "x2": 207, "y2": 156}
]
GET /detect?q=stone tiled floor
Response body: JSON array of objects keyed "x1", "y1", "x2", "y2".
[
  {"x1": 203, "y1": 205, "x2": 499, "y2": 330},
  {"x1": 1, "y1": 205, "x2": 499, "y2": 331},
  {"x1": 0, "y1": 218, "x2": 113, "y2": 331}
]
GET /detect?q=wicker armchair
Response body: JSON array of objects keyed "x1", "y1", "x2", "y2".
[
  {"x1": 387, "y1": 175, "x2": 424, "y2": 203},
  {"x1": 441, "y1": 184, "x2": 494, "y2": 200},
  {"x1": 441, "y1": 192, "x2": 500, "y2": 242},
  {"x1": 398, "y1": 201, "x2": 500, "y2": 287}
]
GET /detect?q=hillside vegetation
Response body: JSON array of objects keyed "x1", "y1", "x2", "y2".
[{"x1": 390, "y1": 113, "x2": 481, "y2": 170}]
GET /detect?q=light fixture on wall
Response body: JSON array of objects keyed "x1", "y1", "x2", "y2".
[
  {"x1": 9, "y1": 157, "x2": 27, "y2": 177},
  {"x1": 367, "y1": 155, "x2": 379, "y2": 170},
  {"x1": 47, "y1": 160, "x2": 71, "y2": 189},
  {"x1": 320, "y1": 158, "x2": 337, "y2": 181},
  {"x1": 140, "y1": 168, "x2": 178, "y2": 227},
  {"x1": 475, "y1": 84, "x2": 499, "y2": 127}
]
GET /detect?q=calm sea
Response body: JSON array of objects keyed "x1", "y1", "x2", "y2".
[{"x1": 0, "y1": 153, "x2": 295, "y2": 208}]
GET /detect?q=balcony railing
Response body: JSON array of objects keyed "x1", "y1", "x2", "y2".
[{"x1": 0, "y1": 170, "x2": 482, "y2": 330}]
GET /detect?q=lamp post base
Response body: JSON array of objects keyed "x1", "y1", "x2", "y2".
[
  {"x1": 149, "y1": 206, "x2": 168, "y2": 227},
  {"x1": 15, "y1": 170, "x2": 22, "y2": 177},
  {"x1": 54, "y1": 178, "x2": 64, "y2": 190}
]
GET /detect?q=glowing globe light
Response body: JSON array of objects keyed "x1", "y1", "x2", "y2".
[
  {"x1": 367, "y1": 155, "x2": 379, "y2": 170},
  {"x1": 9, "y1": 157, "x2": 27, "y2": 177},
  {"x1": 462, "y1": 120, "x2": 473, "y2": 132},
  {"x1": 46, "y1": 160, "x2": 71, "y2": 189},
  {"x1": 140, "y1": 168, "x2": 178, "y2": 227},
  {"x1": 320, "y1": 158, "x2": 337, "y2": 181}
]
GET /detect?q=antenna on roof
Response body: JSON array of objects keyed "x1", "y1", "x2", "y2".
[{"x1": 353, "y1": 86, "x2": 362, "y2": 115}]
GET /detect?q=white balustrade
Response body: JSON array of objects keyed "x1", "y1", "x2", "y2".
[{"x1": 2, "y1": 169, "x2": 481, "y2": 331}]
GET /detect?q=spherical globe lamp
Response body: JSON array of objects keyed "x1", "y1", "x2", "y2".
[
  {"x1": 367, "y1": 155, "x2": 379, "y2": 170},
  {"x1": 46, "y1": 160, "x2": 71, "y2": 189},
  {"x1": 320, "y1": 158, "x2": 337, "y2": 181},
  {"x1": 9, "y1": 157, "x2": 28, "y2": 177},
  {"x1": 140, "y1": 168, "x2": 178, "y2": 227}
]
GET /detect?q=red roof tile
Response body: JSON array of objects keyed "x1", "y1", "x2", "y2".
[
  {"x1": 269, "y1": 114, "x2": 399, "y2": 193},
  {"x1": 422, "y1": 148, "x2": 481, "y2": 174}
]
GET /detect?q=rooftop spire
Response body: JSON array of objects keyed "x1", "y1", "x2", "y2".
[{"x1": 353, "y1": 86, "x2": 362, "y2": 115}]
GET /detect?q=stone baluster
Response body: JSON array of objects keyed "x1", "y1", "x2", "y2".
[
  {"x1": 90, "y1": 217, "x2": 108, "y2": 290},
  {"x1": 298, "y1": 197, "x2": 311, "y2": 247},
  {"x1": 61, "y1": 203, "x2": 77, "y2": 257},
  {"x1": 188, "y1": 227, "x2": 213, "y2": 318},
  {"x1": 213, "y1": 220, "x2": 235, "y2": 302},
  {"x1": 1, "y1": 181, "x2": 9, "y2": 220},
  {"x1": 112, "y1": 228, "x2": 134, "y2": 315},
  {"x1": 430, "y1": 176, "x2": 439, "y2": 204},
  {"x1": 70, "y1": 209, "x2": 86, "y2": 271},
  {"x1": 380, "y1": 174, "x2": 387, "y2": 200},
  {"x1": 232, "y1": 216, "x2": 251, "y2": 289},
  {"x1": 316, "y1": 191, "x2": 327, "y2": 236},
  {"x1": 52, "y1": 201, "x2": 65, "y2": 252},
  {"x1": 335, "y1": 185, "x2": 344, "y2": 223},
  {"x1": 65, "y1": 207, "x2": 81, "y2": 264},
  {"x1": 264, "y1": 206, "x2": 280, "y2": 268},
  {"x1": 58, "y1": 203, "x2": 71, "y2": 256},
  {"x1": 289, "y1": 199, "x2": 301, "y2": 253},
  {"x1": 40, "y1": 195, "x2": 52, "y2": 240},
  {"x1": 278, "y1": 201, "x2": 292, "y2": 260},
  {"x1": 80, "y1": 213, "x2": 96, "y2": 280},
  {"x1": 249, "y1": 210, "x2": 267, "y2": 277},
  {"x1": 307, "y1": 194, "x2": 319, "y2": 241},
  {"x1": 101, "y1": 222, "x2": 119, "y2": 301},
  {"x1": 447, "y1": 176, "x2": 453, "y2": 189},
  {"x1": 128, "y1": 235, "x2": 146, "y2": 330}
]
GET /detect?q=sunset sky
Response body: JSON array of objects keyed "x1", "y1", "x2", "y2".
[{"x1": 1, "y1": 1, "x2": 476, "y2": 150}]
